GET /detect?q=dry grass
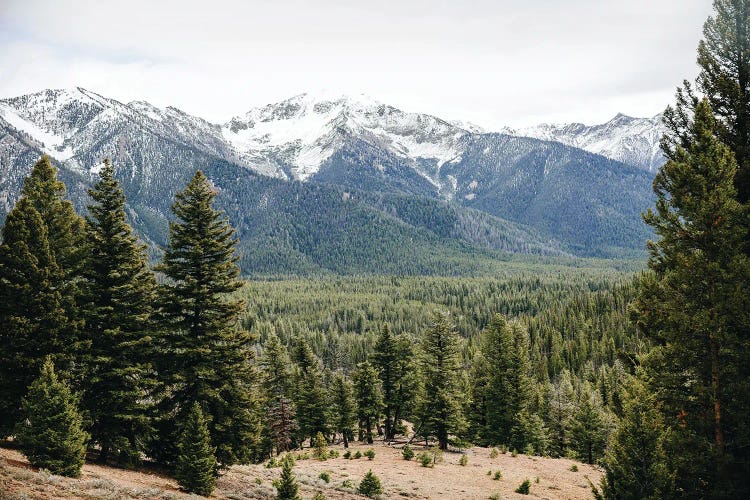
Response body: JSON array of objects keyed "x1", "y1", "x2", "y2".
[{"x1": 1, "y1": 442, "x2": 601, "y2": 499}]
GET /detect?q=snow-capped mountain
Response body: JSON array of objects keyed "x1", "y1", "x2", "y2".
[
  {"x1": 505, "y1": 113, "x2": 666, "y2": 172},
  {"x1": 0, "y1": 87, "x2": 655, "y2": 260},
  {"x1": 221, "y1": 92, "x2": 467, "y2": 182}
]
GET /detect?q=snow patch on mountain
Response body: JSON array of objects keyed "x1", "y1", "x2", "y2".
[{"x1": 506, "y1": 113, "x2": 666, "y2": 171}]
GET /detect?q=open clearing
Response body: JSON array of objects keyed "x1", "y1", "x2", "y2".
[{"x1": 0, "y1": 442, "x2": 600, "y2": 499}]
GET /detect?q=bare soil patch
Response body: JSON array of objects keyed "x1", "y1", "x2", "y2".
[{"x1": 1, "y1": 442, "x2": 600, "y2": 499}]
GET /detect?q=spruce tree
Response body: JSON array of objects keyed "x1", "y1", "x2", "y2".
[
  {"x1": 15, "y1": 358, "x2": 88, "y2": 477},
  {"x1": 373, "y1": 325, "x2": 416, "y2": 440},
  {"x1": 547, "y1": 371, "x2": 576, "y2": 457},
  {"x1": 176, "y1": 403, "x2": 217, "y2": 496},
  {"x1": 474, "y1": 315, "x2": 533, "y2": 448},
  {"x1": 416, "y1": 312, "x2": 466, "y2": 450},
  {"x1": 358, "y1": 470, "x2": 383, "y2": 498},
  {"x1": 570, "y1": 390, "x2": 608, "y2": 465},
  {"x1": 330, "y1": 373, "x2": 356, "y2": 448},
  {"x1": 353, "y1": 361, "x2": 382, "y2": 444},
  {"x1": 274, "y1": 456, "x2": 301, "y2": 500},
  {"x1": 663, "y1": 0, "x2": 750, "y2": 202},
  {"x1": 0, "y1": 156, "x2": 86, "y2": 436},
  {"x1": 261, "y1": 334, "x2": 297, "y2": 454},
  {"x1": 81, "y1": 159, "x2": 157, "y2": 464},
  {"x1": 594, "y1": 378, "x2": 674, "y2": 500},
  {"x1": 156, "y1": 170, "x2": 259, "y2": 466},
  {"x1": 292, "y1": 337, "x2": 329, "y2": 444},
  {"x1": 635, "y1": 100, "x2": 750, "y2": 494}
]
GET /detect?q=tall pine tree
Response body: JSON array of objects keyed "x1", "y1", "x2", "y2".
[
  {"x1": 0, "y1": 156, "x2": 86, "y2": 436},
  {"x1": 156, "y1": 170, "x2": 259, "y2": 466},
  {"x1": 353, "y1": 361, "x2": 382, "y2": 444},
  {"x1": 81, "y1": 159, "x2": 157, "y2": 464},
  {"x1": 416, "y1": 312, "x2": 466, "y2": 450},
  {"x1": 330, "y1": 372, "x2": 356, "y2": 448},
  {"x1": 635, "y1": 100, "x2": 750, "y2": 495}
]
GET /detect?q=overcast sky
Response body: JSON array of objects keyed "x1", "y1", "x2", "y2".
[{"x1": 0, "y1": 0, "x2": 713, "y2": 128}]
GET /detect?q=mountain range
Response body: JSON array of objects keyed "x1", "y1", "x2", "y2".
[{"x1": 0, "y1": 87, "x2": 661, "y2": 274}]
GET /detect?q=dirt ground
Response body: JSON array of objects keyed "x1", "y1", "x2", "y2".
[{"x1": 0, "y1": 442, "x2": 601, "y2": 499}]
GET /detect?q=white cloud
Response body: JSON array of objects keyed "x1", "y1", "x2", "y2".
[{"x1": 0, "y1": 0, "x2": 713, "y2": 128}]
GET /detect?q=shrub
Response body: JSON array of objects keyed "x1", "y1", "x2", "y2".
[
  {"x1": 319, "y1": 471, "x2": 331, "y2": 483},
  {"x1": 328, "y1": 449, "x2": 339, "y2": 459},
  {"x1": 364, "y1": 448, "x2": 376, "y2": 460},
  {"x1": 459, "y1": 454, "x2": 468, "y2": 466},
  {"x1": 266, "y1": 457, "x2": 278, "y2": 468},
  {"x1": 312, "y1": 493, "x2": 326, "y2": 500},
  {"x1": 343, "y1": 450, "x2": 352, "y2": 459},
  {"x1": 493, "y1": 470, "x2": 502, "y2": 481},
  {"x1": 489, "y1": 494, "x2": 500, "y2": 500},
  {"x1": 354, "y1": 451, "x2": 362, "y2": 459},
  {"x1": 312, "y1": 432, "x2": 327, "y2": 460},
  {"x1": 418, "y1": 452, "x2": 433, "y2": 468},
  {"x1": 515, "y1": 479, "x2": 531, "y2": 494},
  {"x1": 358, "y1": 470, "x2": 383, "y2": 498},
  {"x1": 489, "y1": 448, "x2": 499, "y2": 459},
  {"x1": 15, "y1": 359, "x2": 88, "y2": 478},
  {"x1": 175, "y1": 404, "x2": 218, "y2": 496},
  {"x1": 511, "y1": 449, "x2": 518, "y2": 458},
  {"x1": 402, "y1": 445, "x2": 414, "y2": 461},
  {"x1": 569, "y1": 464, "x2": 578, "y2": 472},
  {"x1": 342, "y1": 479, "x2": 354, "y2": 488}
]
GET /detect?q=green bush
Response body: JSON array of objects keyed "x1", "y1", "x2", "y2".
[
  {"x1": 364, "y1": 448, "x2": 376, "y2": 460},
  {"x1": 319, "y1": 471, "x2": 331, "y2": 483},
  {"x1": 489, "y1": 448, "x2": 499, "y2": 459},
  {"x1": 312, "y1": 432, "x2": 327, "y2": 460},
  {"x1": 493, "y1": 470, "x2": 502, "y2": 481},
  {"x1": 459, "y1": 454, "x2": 468, "y2": 466},
  {"x1": 354, "y1": 450, "x2": 362, "y2": 459},
  {"x1": 419, "y1": 452, "x2": 433, "y2": 468},
  {"x1": 515, "y1": 479, "x2": 531, "y2": 494},
  {"x1": 358, "y1": 470, "x2": 383, "y2": 498},
  {"x1": 342, "y1": 479, "x2": 354, "y2": 488},
  {"x1": 569, "y1": 464, "x2": 578, "y2": 472},
  {"x1": 402, "y1": 445, "x2": 414, "y2": 461},
  {"x1": 343, "y1": 450, "x2": 352, "y2": 459}
]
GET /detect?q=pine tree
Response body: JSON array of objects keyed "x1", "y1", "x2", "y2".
[
  {"x1": 373, "y1": 324, "x2": 397, "y2": 440},
  {"x1": 175, "y1": 403, "x2": 217, "y2": 496},
  {"x1": 0, "y1": 157, "x2": 86, "y2": 436},
  {"x1": 353, "y1": 361, "x2": 382, "y2": 444},
  {"x1": 570, "y1": 390, "x2": 608, "y2": 464},
  {"x1": 156, "y1": 171, "x2": 259, "y2": 466},
  {"x1": 261, "y1": 334, "x2": 297, "y2": 454},
  {"x1": 358, "y1": 470, "x2": 383, "y2": 498},
  {"x1": 15, "y1": 358, "x2": 88, "y2": 477},
  {"x1": 330, "y1": 373, "x2": 356, "y2": 448},
  {"x1": 81, "y1": 159, "x2": 157, "y2": 464},
  {"x1": 663, "y1": 0, "x2": 750, "y2": 202},
  {"x1": 635, "y1": 100, "x2": 750, "y2": 494},
  {"x1": 373, "y1": 325, "x2": 416, "y2": 441},
  {"x1": 416, "y1": 312, "x2": 466, "y2": 450},
  {"x1": 594, "y1": 378, "x2": 674, "y2": 500},
  {"x1": 274, "y1": 456, "x2": 301, "y2": 500},
  {"x1": 292, "y1": 337, "x2": 329, "y2": 444},
  {"x1": 474, "y1": 315, "x2": 533, "y2": 448},
  {"x1": 546, "y1": 371, "x2": 576, "y2": 457}
]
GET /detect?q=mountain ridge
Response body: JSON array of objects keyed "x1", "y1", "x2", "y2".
[{"x1": 0, "y1": 87, "x2": 656, "y2": 272}]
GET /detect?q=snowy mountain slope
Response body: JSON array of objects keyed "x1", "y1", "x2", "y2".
[
  {"x1": 221, "y1": 92, "x2": 467, "y2": 182},
  {"x1": 0, "y1": 87, "x2": 654, "y2": 257},
  {"x1": 505, "y1": 113, "x2": 666, "y2": 172}
]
